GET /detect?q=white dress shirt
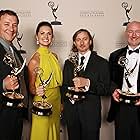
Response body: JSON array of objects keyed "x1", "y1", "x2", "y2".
[
  {"x1": 78, "y1": 50, "x2": 91, "y2": 91},
  {"x1": 122, "y1": 45, "x2": 140, "y2": 94},
  {"x1": 78, "y1": 50, "x2": 91, "y2": 70}
]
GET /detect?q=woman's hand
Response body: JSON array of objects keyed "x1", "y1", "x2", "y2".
[{"x1": 36, "y1": 85, "x2": 45, "y2": 96}]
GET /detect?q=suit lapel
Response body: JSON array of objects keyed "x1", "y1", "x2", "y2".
[{"x1": 84, "y1": 51, "x2": 96, "y2": 72}]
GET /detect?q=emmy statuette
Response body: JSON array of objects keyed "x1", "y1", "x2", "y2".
[{"x1": 32, "y1": 67, "x2": 53, "y2": 116}]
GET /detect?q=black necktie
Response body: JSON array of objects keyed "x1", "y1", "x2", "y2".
[
  {"x1": 80, "y1": 56, "x2": 85, "y2": 65},
  {"x1": 78, "y1": 56, "x2": 85, "y2": 75},
  {"x1": 128, "y1": 49, "x2": 139, "y2": 55}
]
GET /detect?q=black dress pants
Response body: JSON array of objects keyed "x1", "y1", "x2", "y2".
[
  {"x1": 115, "y1": 103, "x2": 140, "y2": 140},
  {"x1": 0, "y1": 107, "x2": 23, "y2": 140},
  {"x1": 64, "y1": 100, "x2": 100, "y2": 140}
]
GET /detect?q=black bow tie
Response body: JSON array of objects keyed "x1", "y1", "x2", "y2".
[{"x1": 128, "y1": 49, "x2": 139, "y2": 55}]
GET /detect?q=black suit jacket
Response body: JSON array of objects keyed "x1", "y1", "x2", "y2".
[
  {"x1": 107, "y1": 46, "x2": 140, "y2": 122},
  {"x1": 0, "y1": 42, "x2": 29, "y2": 116},
  {"x1": 61, "y1": 51, "x2": 111, "y2": 128}
]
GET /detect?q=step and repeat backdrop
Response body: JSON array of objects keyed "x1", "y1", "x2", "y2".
[{"x1": 1, "y1": 0, "x2": 140, "y2": 140}]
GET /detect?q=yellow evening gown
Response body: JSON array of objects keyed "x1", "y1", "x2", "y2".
[{"x1": 30, "y1": 47, "x2": 62, "y2": 140}]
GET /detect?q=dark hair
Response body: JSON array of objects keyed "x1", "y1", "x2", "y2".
[
  {"x1": 72, "y1": 29, "x2": 94, "y2": 52},
  {"x1": 36, "y1": 21, "x2": 53, "y2": 36},
  {"x1": 0, "y1": 9, "x2": 19, "y2": 24}
]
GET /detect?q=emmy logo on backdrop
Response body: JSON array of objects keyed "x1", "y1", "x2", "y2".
[
  {"x1": 16, "y1": 32, "x2": 26, "y2": 54},
  {"x1": 122, "y1": 2, "x2": 132, "y2": 26},
  {"x1": 2, "y1": 54, "x2": 26, "y2": 108},
  {"x1": 118, "y1": 56, "x2": 139, "y2": 104},
  {"x1": 48, "y1": 1, "x2": 62, "y2": 25},
  {"x1": 32, "y1": 67, "x2": 53, "y2": 116}
]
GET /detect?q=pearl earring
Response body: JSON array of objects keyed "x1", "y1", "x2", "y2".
[{"x1": 36, "y1": 39, "x2": 39, "y2": 45}]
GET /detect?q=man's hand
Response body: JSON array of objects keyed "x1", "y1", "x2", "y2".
[
  {"x1": 73, "y1": 77, "x2": 90, "y2": 89},
  {"x1": 112, "y1": 89, "x2": 121, "y2": 102},
  {"x1": 135, "y1": 93, "x2": 140, "y2": 105},
  {"x1": 3, "y1": 75, "x2": 19, "y2": 90}
]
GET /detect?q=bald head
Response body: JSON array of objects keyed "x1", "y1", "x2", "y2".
[{"x1": 126, "y1": 21, "x2": 140, "y2": 31}]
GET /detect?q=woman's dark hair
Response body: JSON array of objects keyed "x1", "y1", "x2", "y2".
[
  {"x1": 72, "y1": 29, "x2": 94, "y2": 52},
  {"x1": 36, "y1": 21, "x2": 53, "y2": 36},
  {"x1": 0, "y1": 9, "x2": 19, "y2": 24}
]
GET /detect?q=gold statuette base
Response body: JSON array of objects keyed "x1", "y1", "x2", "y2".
[
  {"x1": 1, "y1": 92, "x2": 24, "y2": 108},
  {"x1": 119, "y1": 92, "x2": 139, "y2": 105},
  {"x1": 32, "y1": 101, "x2": 52, "y2": 116}
]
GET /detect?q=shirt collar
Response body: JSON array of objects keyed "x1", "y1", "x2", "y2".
[
  {"x1": 0, "y1": 37, "x2": 11, "y2": 51},
  {"x1": 128, "y1": 45, "x2": 140, "y2": 51},
  {"x1": 78, "y1": 50, "x2": 91, "y2": 59}
]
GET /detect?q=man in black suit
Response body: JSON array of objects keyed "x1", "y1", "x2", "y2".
[
  {"x1": 61, "y1": 29, "x2": 111, "y2": 140},
  {"x1": 107, "y1": 21, "x2": 140, "y2": 140},
  {"x1": 0, "y1": 10, "x2": 29, "y2": 140}
]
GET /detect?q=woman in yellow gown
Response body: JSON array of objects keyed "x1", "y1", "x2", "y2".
[{"x1": 28, "y1": 21, "x2": 62, "y2": 140}]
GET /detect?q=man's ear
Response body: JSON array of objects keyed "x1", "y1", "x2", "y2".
[{"x1": 90, "y1": 40, "x2": 92, "y2": 45}]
